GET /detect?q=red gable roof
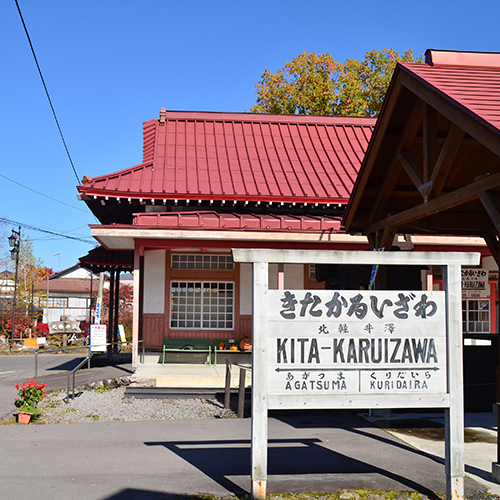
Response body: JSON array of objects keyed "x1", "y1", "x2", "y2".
[
  {"x1": 80, "y1": 111, "x2": 375, "y2": 205},
  {"x1": 401, "y1": 50, "x2": 500, "y2": 133},
  {"x1": 344, "y1": 49, "x2": 500, "y2": 238}
]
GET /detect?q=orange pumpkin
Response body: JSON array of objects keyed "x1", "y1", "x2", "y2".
[
  {"x1": 218, "y1": 342, "x2": 227, "y2": 351},
  {"x1": 239, "y1": 337, "x2": 252, "y2": 351},
  {"x1": 229, "y1": 345, "x2": 238, "y2": 351}
]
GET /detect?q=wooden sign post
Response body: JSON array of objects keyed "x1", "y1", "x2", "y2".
[{"x1": 232, "y1": 249, "x2": 480, "y2": 500}]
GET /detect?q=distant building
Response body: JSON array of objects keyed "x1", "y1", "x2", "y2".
[{"x1": 34, "y1": 265, "x2": 97, "y2": 324}]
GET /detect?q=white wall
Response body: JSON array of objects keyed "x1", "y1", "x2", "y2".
[
  {"x1": 43, "y1": 308, "x2": 89, "y2": 323},
  {"x1": 68, "y1": 297, "x2": 88, "y2": 308},
  {"x1": 239, "y1": 263, "x2": 305, "y2": 316},
  {"x1": 143, "y1": 250, "x2": 166, "y2": 314}
]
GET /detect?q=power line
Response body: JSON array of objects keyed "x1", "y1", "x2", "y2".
[
  {"x1": 14, "y1": 0, "x2": 80, "y2": 184},
  {"x1": 32, "y1": 225, "x2": 90, "y2": 242},
  {"x1": 0, "y1": 173, "x2": 88, "y2": 213},
  {"x1": 0, "y1": 217, "x2": 94, "y2": 245}
]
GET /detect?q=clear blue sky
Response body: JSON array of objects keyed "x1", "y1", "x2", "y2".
[{"x1": 1, "y1": 0, "x2": 498, "y2": 272}]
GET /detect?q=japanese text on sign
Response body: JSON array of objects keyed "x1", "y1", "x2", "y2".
[
  {"x1": 267, "y1": 290, "x2": 446, "y2": 396},
  {"x1": 461, "y1": 267, "x2": 488, "y2": 298}
]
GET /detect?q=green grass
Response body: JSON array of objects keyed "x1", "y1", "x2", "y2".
[{"x1": 93, "y1": 384, "x2": 114, "y2": 393}]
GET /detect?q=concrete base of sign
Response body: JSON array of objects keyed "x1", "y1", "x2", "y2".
[{"x1": 492, "y1": 462, "x2": 500, "y2": 483}]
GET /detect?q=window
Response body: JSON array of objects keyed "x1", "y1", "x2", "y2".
[
  {"x1": 462, "y1": 299, "x2": 490, "y2": 333},
  {"x1": 171, "y1": 254, "x2": 234, "y2": 270},
  {"x1": 170, "y1": 281, "x2": 234, "y2": 330},
  {"x1": 39, "y1": 297, "x2": 69, "y2": 308}
]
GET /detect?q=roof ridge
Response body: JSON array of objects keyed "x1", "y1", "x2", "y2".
[
  {"x1": 425, "y1": 49, "x2": 500, "y2": 69},
  {"x1": 150, "y1": 109, "x2": 377, "y2": 125}
]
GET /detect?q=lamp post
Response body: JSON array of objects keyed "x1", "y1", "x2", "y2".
[{"x1": 8, "y1": 227, "x2": 20, "y2": 352}]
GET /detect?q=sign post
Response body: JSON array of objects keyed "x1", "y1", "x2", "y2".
[{"x1": 232, "y1": 249, "x2": 480, "y2": 500}]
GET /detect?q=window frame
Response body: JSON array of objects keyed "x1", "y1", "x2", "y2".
[
  {"x1": 462, "y1": 298, "x2": 491, "y2": 334},
  {"x1": 169, "y1": 280, "x2": 235, "y2": 330},
  {"x1": 171, "y1": 253, "x2": 234, "y2": 271}
]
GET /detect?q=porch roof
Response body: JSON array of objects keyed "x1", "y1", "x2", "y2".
[
  {"x1": 343, "y1": 49, "x2": 500, "y2": 254},
  {"x1": 89, "y1": 211, "x2": 368, "y2": 251},
  {"x1": 78, "y1": 246, "x2": 134, "y2": 272}
]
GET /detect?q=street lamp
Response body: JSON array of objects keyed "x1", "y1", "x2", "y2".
[{"x1": 8, "y1": 227, "x2": 20, "y2": 352}]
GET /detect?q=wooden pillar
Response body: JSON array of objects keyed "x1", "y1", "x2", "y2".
[
  {"x1": 442, "y1": 264, "x2": 465, "y2": 500},
  {"x1": 426, "y1": 266, "x2": 434, "y2": 291},
  {"x1": 132, "y1": 247, "x2": 141, "y2": 369},
  {"x1": 108, "y1": 270, "x2": 115, "y2": 357},
  {"x1": 113, "y1": 271, "x2": 120, "y2": 353},
  {"x1": 251, "y1": 262, "x2": 268, "y2": 500},
  {"x1": 277, "y1": 263, "x2": 284, "y2": 290}
]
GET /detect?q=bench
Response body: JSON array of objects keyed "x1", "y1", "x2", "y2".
[
  {"x1": 213, "y1": 338, "x2": 251, "y2": 365},
  {"x1": 162, "y1": 338, "x2": 212, "y2": 365}
]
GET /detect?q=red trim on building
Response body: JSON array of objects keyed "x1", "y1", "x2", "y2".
[{"x1": 133, "y1": 211, "x2": 343, "y2": 233}]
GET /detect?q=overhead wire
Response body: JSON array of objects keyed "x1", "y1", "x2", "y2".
[
  {"x1": 0, "y1": 217, "x2": 95, "y2": 245},
  {"x1": 32, "y1": 225, "x2": 90, "y2": 242},
  {"x1": 0, "y1": 173, "x2": 88, "y2": 213},
  {"x1": 14, "y1": 0, "x2": 80, "y2": 184}
]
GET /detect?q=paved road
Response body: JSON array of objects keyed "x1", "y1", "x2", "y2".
[
  {"x1": 0, "y1": 411, "x2": 486, "y2": 500},
  {"x1": 0, "y1": 353, "x2": 133, "y2": 419}
]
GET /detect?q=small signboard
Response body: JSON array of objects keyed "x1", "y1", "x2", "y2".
[
  {"x1": 461, "y1": 267, "x2": 488, "y2": 297},
  {"x1": 90, "y1": 324, "x2": 106, "y2": 352},
  {"x1": 95, "y1": 298, "x2": 102, "y2": 325},
  {"x1": 118, "y1": 324, "x2": 127, "y2": 343}
]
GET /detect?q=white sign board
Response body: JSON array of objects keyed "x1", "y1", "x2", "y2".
[
  {"x1": 90, "y1": 324, "x2": 107, "y2": 352},
  {"x1": 268, "y1": 290, "x2": 446, "y2": 398},
  {"x1": 461, "y1": 267, "x2": 488, "y2": 297},
  {"x1": 231, "y1": 249, "x2": 481, "y2": 500}
]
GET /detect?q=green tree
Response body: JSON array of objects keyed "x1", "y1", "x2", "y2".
[{"x1": 251, "y1": 48, "x2": 422, "y2": 117}]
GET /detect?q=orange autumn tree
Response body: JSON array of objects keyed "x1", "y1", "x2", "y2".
[
  {"x1": 251, "y1": 48, "x2": 422, "y2": 117},
  {"x1": 1, "y1": 235, "x2": 51, "y2": 338}
]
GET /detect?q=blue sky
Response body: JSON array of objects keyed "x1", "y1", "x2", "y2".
[{"x1": 1, "y1": 0, "x2": 499, "y2": 271}]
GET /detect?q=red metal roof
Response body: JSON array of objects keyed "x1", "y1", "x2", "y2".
[
  {"x1": 401, "y1": 54, "x2": 500, "y2": 133},
  {"x1": 80, "y1": 111, "x2": 375, "y2": 204},
  {"x1": 133, "y1": 211, "x2": 343, "y2": 233},
  {"x1": 79, "y1": 246, "x2": 134, "y2": 271}
]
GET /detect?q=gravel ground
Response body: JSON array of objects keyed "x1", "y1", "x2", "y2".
[{"x1": 38, "y1": 386, "x2": 238, "y2": 424}]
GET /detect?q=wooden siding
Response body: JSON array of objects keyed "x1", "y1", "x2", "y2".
[
  {"x1": 143, "y1": 314, "x2": 164, "y2": 348},
  {"x1": 239, "y1": 315, "x2": 252, "y2": 338}
]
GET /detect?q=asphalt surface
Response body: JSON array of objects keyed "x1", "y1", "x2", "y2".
[
  {"x1": 0, "y1": 354, "x2": 489, "y2": 498},
  {"x1": 0, "y1": 411, "x2": 486, "y2": 500}
]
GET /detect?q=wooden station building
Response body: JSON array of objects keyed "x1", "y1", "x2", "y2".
[{"x1": 77, "y1": 51, "x2": 499, "y2": 374}]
